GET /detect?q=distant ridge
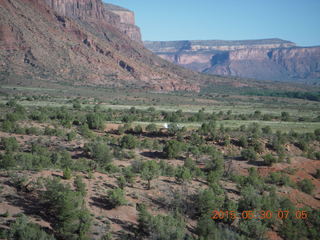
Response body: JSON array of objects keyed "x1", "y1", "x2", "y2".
[{"x1": 144, "y1": 39, "x2": 320, "y2": 83}]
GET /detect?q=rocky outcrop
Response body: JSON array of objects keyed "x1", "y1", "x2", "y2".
[
  {"x1": 0, "y1": 0, "x2": 201, "y2": 92},
  {"x1": 104, "y1": 3, "x2": 141, "y2": 42},
  {"x1": 145, "y1": 39, "x2": 320, "y2": 82},
  {"x1": 42, "y1": 0, "x2": 141, "y2": 42}
]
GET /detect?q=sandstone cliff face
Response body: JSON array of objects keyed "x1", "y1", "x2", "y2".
[
  {"x1": 145, "y1": 39, "x2": 320, "y2": 82},
  {"x1": 0, "y1": 0, "x2": 200, "y2": 91},
  {"x1": 104, "y1": 3, "x2": 141, "y2": 42},
  {"x1": 42, "y1": 0, "x2": 141, "y2": 42}
]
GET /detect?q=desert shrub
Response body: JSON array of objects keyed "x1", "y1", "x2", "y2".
[
  {"x1": 25, "y1": 127, "x2": 41, "y2": 135},
  {"x1": 122, "y1": 167, "x2": 135, "y2": 186},
  {"x1": 184, "y1": 157, "x2": 196, "y2": 170},
  {"x1": 79, "y1": 123, "x2": 93, "y2": 138},
  {"x1": 146, "y1": 123, "x2": 157, "y2": 133},
  {"x1": 238, "y1": 136, "x2": 248, "y2": 148},
  {"x1": 251, "y1": 139, "x2": 264, "y2": 153},
  {"x1": 44, "y1": 127, "x2": 64, "y2": 137},
  {"x1": 281, "y1": 111, "x2": 290, "y2": 121},
  {"x1": 137, "y1": 204, "x2": 187, "y2": 240},
  {"x1": 72, "y1": 100, "x2": 81, "y2": 110},
  {"x1": 205, "y1": 150, "x2": 224, "y2": 175},
  {"x1": 241, "y1": 148, "x2": 257, "y2": 161},
  {"x1": 86, "y1": 113, "x2": 104, "y2": 130},
  {"x1": 163, "y1": 140, "x2": 183, "y2": 159},
  {"x1": 190, "y1": 132, "x2": 204, "y2": 146},
  {"x1": 262, "y1": 126, "x2": 272, "y2": 134},
  {"x1": 106, "y1": 188, "x2": 127, "y2": 208},
  {"x1": 298, "y1": 179, "x2": 315, "y2": 194},
  {"x1": 196, "y1": 214, "x2": 243, "y2": 240},
  {"x1": 84, "y1": 141, "x2": 112, "y2": 166},
  {"x1": 66, "y1": 131, "x2": 76, "y2": 141},
  {"x1": 195, "y1": 187, "x2": 225, "y2": 217},
  {"x1": 238, "y1": 185, "x2": 262, "y2": 211},
  {"x1": 238, "y1": 218, "x2": 267, "y2": 239},
  {"x1": 63, "y1": 168, "x2": 72, "y2": 180},
  {"x1": 198, "y1": 121, "x2": 216, "y2": 138},
  {"x1": 263, "y1": 154, "x2": 277, "y2": 166},
  {"x1": 0, "y1": 153, "x2": 16, "y2": 169},
  {"x1": 1, "y1": 137, "x2": 19, "y2": 153},
  {"x1": 266, "y1": 172, "x2": 291, "y2": 186},
  {"x1": 120, "y1": 135, "x2": 137, "y2": 149},
  {"x1": 4, "y1": 214, "x2": 56, "y2": 240},
  {"x1": 134, "y1": 125, "x2": 143, "y2": 134},
  {"x1": 1, "y1": 120, "x2": 17, "y2": 132},
  {"x1": 117, "y1": 175, "x2": 126, "y2": 189},
  {"x1": 158, "y1": 160, "x2": 176, "y2": 177},
  {"x1": 175, "y1": 166, "x2": 192, "y2": 184}
]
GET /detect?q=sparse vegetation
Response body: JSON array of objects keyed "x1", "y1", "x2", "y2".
[{"x1": 0, "y1": 89, "x2": 319, "y2": 240}]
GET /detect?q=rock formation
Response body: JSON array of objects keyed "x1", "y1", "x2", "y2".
[
  {"x1": 144, "y1": 39, "x2": 320, "y2": 83},
  {"x1": 104, "y1": 3, "x2": 141, "y2": 42},
  {"x1": 0, "y1": 0, "x2": 201, "y2": 91}
]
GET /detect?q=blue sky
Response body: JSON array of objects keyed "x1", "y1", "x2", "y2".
[{"x1": 105, "y1": 0, "x2": 320, "y2": 46}]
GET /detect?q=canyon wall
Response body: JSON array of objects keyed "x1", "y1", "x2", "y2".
[
  {"x1": 145, "y1": 39, "x2": 320, "y2": 82},
  {"x1": 43, "y1": 0, "x2": 141, "y2": 42}
]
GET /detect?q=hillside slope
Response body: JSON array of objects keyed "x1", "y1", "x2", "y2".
[{"x1": 0, "y1": 0, "x2": 201, "y2": 91}]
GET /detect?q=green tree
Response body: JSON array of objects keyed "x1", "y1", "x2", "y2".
[
  {"x1": 0, "y1": 153, "x2": 16, "y2": 169},
  {"x1": 196, "y1": 214, "x2": 243, "y2": 240},
  {"x1": 5, "y1": 214, "x2": 56, "y2": 240},
  {"x1": 107, "y1": 188, "x2": 127, "y2": 208},
  {"x1": 84, "y1": 141, "x2": 112, "y2": 166},
  {"x1": 241, "y1": 148, "x2": 257, "y2": 161},
  {"x1": 42, "y1": 178, "x2": 91, "y2": 240},
  {"x1": 137, "y1": 204, "x2": 187, "y2": 240},
  {"x1": 238, "y1": 185, "x2": 262, "y2": 211},
  {"x1": 195, "y1": 187, "x2": 225, "y2": 217},
  {"x1": 74, "y1": 176, "x2": 86, "y2": 196},
  {"x1": 86, "y1": 113, "x2": 104, "y2": 130},
  {"x1": 120, "y1": 135, "x2": 137, "y2": 149},
  {"x1": 175, "y1": 167, "x2": 192, "y2": 184},
  {"x1": 1, "y1": 137, "x2": 19, "y2": 153},
  {"x1": 238, "y1": 219, "x2": 267, "y2": 239},
  {"x1": 122, "y1": 167, "x2": 135, "y2": 186},
  {"x1": 141, "y1": 160, "x2": 160, "y2": 190},
  {"x1": 163, "y1": 140, "x2": 183, "y2": 159}
]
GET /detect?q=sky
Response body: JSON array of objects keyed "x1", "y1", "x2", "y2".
[{"x1": 105, "y1": 0, "x2": 320, "y2": 46}]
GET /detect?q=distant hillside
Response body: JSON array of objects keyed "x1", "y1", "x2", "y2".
[{"x1": 144, "y1": 39, "x2": 320, "y2": 83}]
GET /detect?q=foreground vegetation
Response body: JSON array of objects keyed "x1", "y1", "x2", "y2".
[{"x1": 0, "y1": 89, "x2": 319, "y2": 240}]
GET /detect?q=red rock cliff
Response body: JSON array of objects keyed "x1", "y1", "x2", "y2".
[{"x1": 43, "y1": 0, "x2": 141, "y2": 42}]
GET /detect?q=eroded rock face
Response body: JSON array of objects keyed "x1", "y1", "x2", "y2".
[
  {"x1": 103, "y1": 3, "x2": 141, "y2": 42},
  {"x1": 42, "y1": 0, "x2": 141, "y2": 42},
  {"x1": 0, "y1": 0, "x2": 200, "y2": 92},
  {"x1": 145, "y1": 39, "x2": 320, "y2": 82}
]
